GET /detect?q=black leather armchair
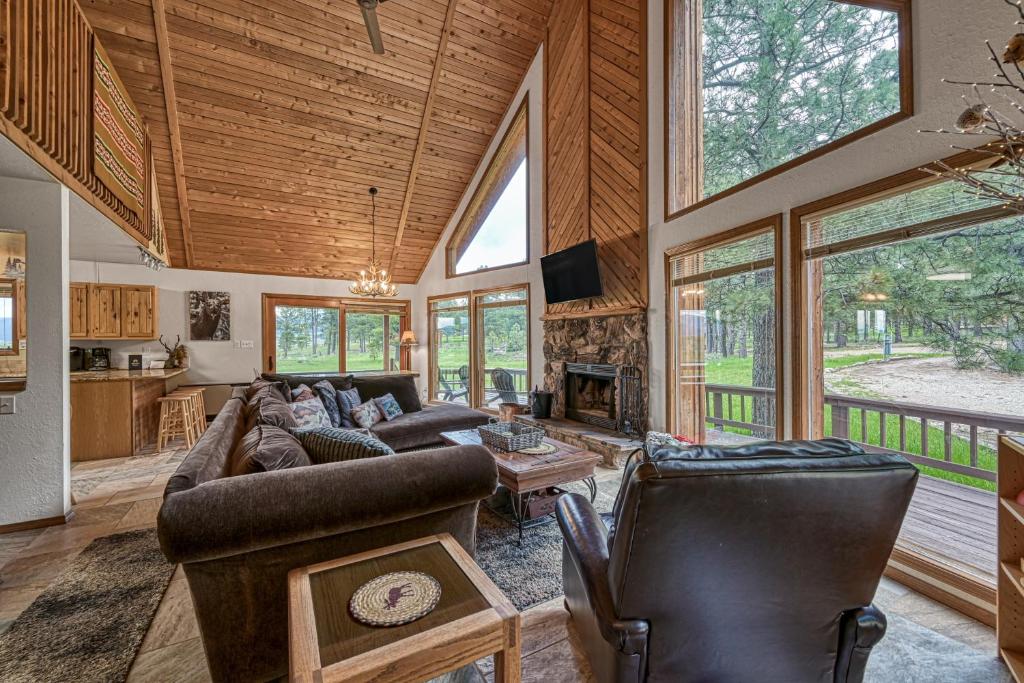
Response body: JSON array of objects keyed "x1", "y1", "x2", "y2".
[{"x1": 556, "y1": 439, "x2": 918, "y2": 683}]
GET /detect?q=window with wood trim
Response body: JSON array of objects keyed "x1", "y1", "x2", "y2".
[
  {"x1": 792, "y1": 163, "x2": 1024, "y2": 595},
  {"x1": 666, "y1": 217, "x2": 782, "y2": 443},
  {"x1": 446, "y1": 101, "x2": 529, "y2": 277},
  {"x1": 666, "y1": 0, "x2": 912, "y2": 217},
  {"x1": 427, "y1": 285, "x2": 530, "y2": 409},
  {"x1": 262, "y1": 295, "x2": 410, "y2": 375}
]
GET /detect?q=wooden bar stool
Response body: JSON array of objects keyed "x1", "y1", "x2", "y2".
[
  {"x1": 170, "y1": 387, "x2": 207, "y2": 436},
  {"x1": 157, "y1": 395, "x2": 198, "y2": 451}
]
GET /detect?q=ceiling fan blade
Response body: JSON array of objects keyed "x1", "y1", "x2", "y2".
[{"x1": 359, "y1": 2, "x2": 386, "y2": 54}]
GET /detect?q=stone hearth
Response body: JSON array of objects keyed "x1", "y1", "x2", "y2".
[{"x1": 542, "y1": 312, "x2": 649, "y2": 439}]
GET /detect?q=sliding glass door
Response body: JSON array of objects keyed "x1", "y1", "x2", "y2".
[
  {"x1": 668, "y1": 219, "x2": 782, "y2": 443},
  {"x1": 428, "y1": 286, "x2": 529, "y2": 408}
]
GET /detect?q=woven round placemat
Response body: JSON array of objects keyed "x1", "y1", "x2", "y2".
[
  {"x1": 516, "y1": 442, "x2": 557, "y2": 455},
  {"x1": 349, "y1": 571, "x2": 441, "y2": 627}
]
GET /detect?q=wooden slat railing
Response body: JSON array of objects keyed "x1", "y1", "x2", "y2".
[
  {"x1": 705, "y1": 383, "x2": 1024, "y2": 483},
  {"x1": 436, "y1": 366, "x2": 528, "y2": 403}
]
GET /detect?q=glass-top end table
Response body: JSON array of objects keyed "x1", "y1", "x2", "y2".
[{"x1": 288, "y1": 533, "x2": 521, "y2": 683}]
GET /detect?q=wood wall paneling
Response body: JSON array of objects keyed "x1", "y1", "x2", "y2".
[{"x1": 544, "y1": 0, "x2": 647, "y2": 318}]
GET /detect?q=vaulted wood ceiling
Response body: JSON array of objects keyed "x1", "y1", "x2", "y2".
[{"x1": 80, "y1": 0, "x2": 551, "y2": 283}]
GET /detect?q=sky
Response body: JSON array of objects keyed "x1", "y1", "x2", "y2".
[{"x1": 455, "y1": 160, "x2": 527, "y2": 274}]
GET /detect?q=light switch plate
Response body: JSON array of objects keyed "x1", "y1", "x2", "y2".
[
  {"x1": 241, "y1": 340, "x2": 254, "y2": 349},
  {"x1": 0, "y1": 396, "x2": 15, "y2": 415}
]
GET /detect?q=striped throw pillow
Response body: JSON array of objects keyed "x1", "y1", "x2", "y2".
[{"x1": 291, "y1": 427, "x2": 395, "y2": 464}]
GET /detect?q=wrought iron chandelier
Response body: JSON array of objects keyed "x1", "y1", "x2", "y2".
[{"x1": 349, "y1": 186, "x2": 399, "y2": 298}]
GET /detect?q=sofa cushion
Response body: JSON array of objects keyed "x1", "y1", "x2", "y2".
[
  {"x1": 352, "y1": 375, "x2": 421, "y2": 414},
  {"x1": 290, "y1": 398, "x2": 332, "y2": 430},
  {"x1": 336, "y1": 388, "x2": 361, "y2": 429},
  {"x1": 351, "y1": 400, "x2": 384, "y2": 429},
  {"x1": 245, "y1": 378, "x2": 291, "y2": 404},
  {"x1": 292, "y1": 427, "x2": 394, "y2": 463},
  {"x1": 230, "y1": 424, "x2": 311, "y2": 476},
  {"x1": 312, "y1": 380, "x2": 342, "y2": 427},
  {"x1": 246, "y1": 395, "x2": 299, "y2": 432},
  {"x1": 291, "y1": 384, "x2": 316, "y2": 402},
  {"x1": 370, "y1": 403, "x2": 490, "y2": 452},
  {"x1": 262, "y1": 373, "x2": 354, "y2": 393},
  {"x1": 374, "y1": 393, "x2": 404, "y2": 421}
]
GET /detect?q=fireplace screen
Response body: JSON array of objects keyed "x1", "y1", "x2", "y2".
[{"x1": 564, "y1": 363, "x2": 642, "y2": 434}]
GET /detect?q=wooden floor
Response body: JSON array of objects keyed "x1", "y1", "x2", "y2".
[{"x1": 898, "y1": 475, "x2": 997, "y2": 584}]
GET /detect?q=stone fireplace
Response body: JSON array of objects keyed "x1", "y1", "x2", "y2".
[{"x1": 542, "y1": 312, "x2": 649, "y2": 435}]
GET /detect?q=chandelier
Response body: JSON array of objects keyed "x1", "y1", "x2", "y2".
[{"x1": 349, "y1": 186, "x2": 399, "y2": 298}]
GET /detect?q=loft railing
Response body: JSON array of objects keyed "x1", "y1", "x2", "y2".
[{"x1": 705, "y1": 383, "x2": 1024, "y2": 483}]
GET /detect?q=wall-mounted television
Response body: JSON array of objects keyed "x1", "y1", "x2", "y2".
[{"x1": 541, "y1": 239, "x2": 603, "y2": 305}]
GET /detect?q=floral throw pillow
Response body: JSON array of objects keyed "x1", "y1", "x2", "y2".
[
  {"x1": 291, "y1": 384, "x2": 316, "y2": 402},
  {"x1": 335, "y1": 388, "x2": 361, "y2": 429},
  {"x1": 373, "y1": 393, "x2": 404, "y2": 422},
  {"x1": 351, "y1": 400, "x2": 384, "y2": 429},
  {"x1": 290, "y1": 397, "x2": 331, "y2": 430}
]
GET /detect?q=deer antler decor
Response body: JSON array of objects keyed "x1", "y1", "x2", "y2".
[{"x1": 159, "y1": 334, "x2": 188, "y2": 369}]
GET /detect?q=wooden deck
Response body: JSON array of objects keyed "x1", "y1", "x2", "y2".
[{"x1": 897, "y1": 475, "x2": 996, "y2": 584}]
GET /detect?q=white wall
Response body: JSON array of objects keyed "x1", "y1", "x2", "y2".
[
  {"x1": 0, "y1": 179, "x2": 71, "y2": 526},
  {"x1": 410, "y1": 49, "x2": 546, "y2": 397},
  {"x1": 68, "y1": 261, "x2": 415, "y2": 385},
  {"x1": 645, "y1": 0, "x2": 1012, "y2": 433}
]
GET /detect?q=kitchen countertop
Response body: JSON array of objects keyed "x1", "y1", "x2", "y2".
[{"x1": 70, "y1": 368, "x2": 189, "y2": 383}]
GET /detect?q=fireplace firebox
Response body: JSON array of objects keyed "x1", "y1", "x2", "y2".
[{"x1": 564, "y1": 363, "x2": 643, "y2": 435}]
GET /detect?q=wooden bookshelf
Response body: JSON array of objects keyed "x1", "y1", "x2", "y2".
[{"x1": 998, "y1": 435, "x2": 1024, "y2": 682}]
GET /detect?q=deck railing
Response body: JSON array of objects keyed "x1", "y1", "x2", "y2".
[{"x1": 705, "y1": 383, "x2": 1024, "y2": 483}]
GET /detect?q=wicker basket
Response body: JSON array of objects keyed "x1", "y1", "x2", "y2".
[{"x1": 477, "y1": 420, "x2": 545, "y2": 452}]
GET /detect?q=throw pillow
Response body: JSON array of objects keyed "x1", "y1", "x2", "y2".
[
  {"x1": 247, "y1": 395, "x2": 299, "y2": 432},
  {"x1": 335, "y1": 388, "x2": 361, "y2": 429},
  {"x1": 373, "y1": 393, "x2": 404, "y2": 422},
  {"x1": 246, "y1": 378, "x2": 291, "y2": 403},
  {"x1": 291, "y1": 427, "x2": 394, "y2": 464},
  {"x1": 351, "y1": 400, "x2": 384, "y2": 429},
  {"x1": 312, "y1": 380, "x2": 342, "y2": 428},
  {"x1": 230, "y1": 424, "x2": 312, "y2": 476},
  {"x1": 291, "y1": 384, "x2": 316, "y2": 402},
  {"x1": 290, "y1": 397, "x2": 332, "y2": 429}
]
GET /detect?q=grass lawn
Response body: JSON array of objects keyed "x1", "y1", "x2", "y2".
[
  {"x1": 275, "y1": 349, "x2": 395, "y2": 374},
  {"x1": 435, "y1": 339, "x2": 527, "y2": 372}
]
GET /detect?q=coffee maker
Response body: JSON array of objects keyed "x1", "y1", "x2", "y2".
[{"x1": 84, "y1": 347, "x2": 112, "y2": 371}]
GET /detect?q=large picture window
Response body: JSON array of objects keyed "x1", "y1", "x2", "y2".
[
  {"x1": 445, "y1": 101, "x2": 529, "y2": 277},
  {"x1": 667, "y1": 217, "x2": 783, "y2": 443},
  {"x1": 666, "y1": 0, "x2": 912, "y2": 217},
  {"x1": 428, "y1": 285, "x2": 530, "y2": 409},
  {"x1": 262, "y1": 295, "x2": 409, "y2": 375},
  {"x1": 792, "y1": 156, "x2": 1024, "y2": 596}
]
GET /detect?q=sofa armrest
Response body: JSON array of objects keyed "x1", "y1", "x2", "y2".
[
  {"x1": 834, "y1": 604, "x2": 887, "y2": 683},
  {"x1": 556, "y1": 493, "x2": 649, "y2": 655},
  {"x1": 158, "y1": 445, "x2": 497, "y2": 564}
]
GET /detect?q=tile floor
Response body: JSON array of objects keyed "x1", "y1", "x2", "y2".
[{"x1": 0, "y1": 446, "x2": 1001, "y2": 682}]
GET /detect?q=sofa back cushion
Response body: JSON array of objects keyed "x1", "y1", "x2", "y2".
[
  {"x1": 245, "y1": 378, "x2": 290, "y2": 404},
  {"x1": 352, "y1": 375, "x2": 421, "y2": 413},
  {"x1": 292, "y1": 427, "x2": 394, "y2": 463},
  {"x1": 262, "y1": 373, "x2": 354, "y2": 393},
  {"x1": 230, "y1": 424, "x2": 312, "y2": 476},
  {"x1": 246, "y1": 394, "x2": 299, "y2": 432}
]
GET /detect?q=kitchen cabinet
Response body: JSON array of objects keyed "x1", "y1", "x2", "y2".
[
  {"x1": 69, "y1": 283, "x2": 89, "y2": 338},
  {"x1": 88, "y1": 284, "x2": 122, "y2": 338},
  {"x1": 70, "y1": 283, "x2": 159, "y2": 340}
]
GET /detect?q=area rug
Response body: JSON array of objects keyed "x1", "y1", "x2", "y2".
[
  {"x1": 0, "y1": 528, "x2": 174, "y2": 683},
  {"x1": 474, "y1": 479, "x2": 1009, "y2": 681}
]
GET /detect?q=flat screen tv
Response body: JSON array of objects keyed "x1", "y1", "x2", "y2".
[{"x1": 541, "y1": 239, "x2": 603, "y2": 305}]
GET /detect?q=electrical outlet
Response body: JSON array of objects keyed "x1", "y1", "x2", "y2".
[
  {"x1": 233, "y1": 340, "x2": 241, "y2": 349},
  {"x1": 0, "y1": 396, "x2": 15, "y2": 415}
]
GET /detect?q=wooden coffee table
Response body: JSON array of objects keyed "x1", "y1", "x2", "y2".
[
  {"x1": 288, "y1": 534, "x2": 520, "y2": 683},
  {"x1": 441, "y1": 429, "x2": 601, "y2": 541}
]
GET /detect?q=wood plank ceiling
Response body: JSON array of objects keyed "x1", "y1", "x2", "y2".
[{"x1": 79, "y1": 0, "x2": 551, "y2": 283}]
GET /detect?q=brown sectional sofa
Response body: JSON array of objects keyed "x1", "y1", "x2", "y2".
[{"x1": 157, "y1": 379, "x2": 498, "y2": 682}]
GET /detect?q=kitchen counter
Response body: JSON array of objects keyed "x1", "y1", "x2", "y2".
[
  {"x1": 70, "y1": 368, "x2": 189, "y2": 383},
  {"x1": 71, "y1": 368, "x2": 188, "y2": 461}
]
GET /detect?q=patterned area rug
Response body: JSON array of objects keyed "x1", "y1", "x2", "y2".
[{"x1": 0, "y1": 528, "x2": 174, "y2": 683}]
